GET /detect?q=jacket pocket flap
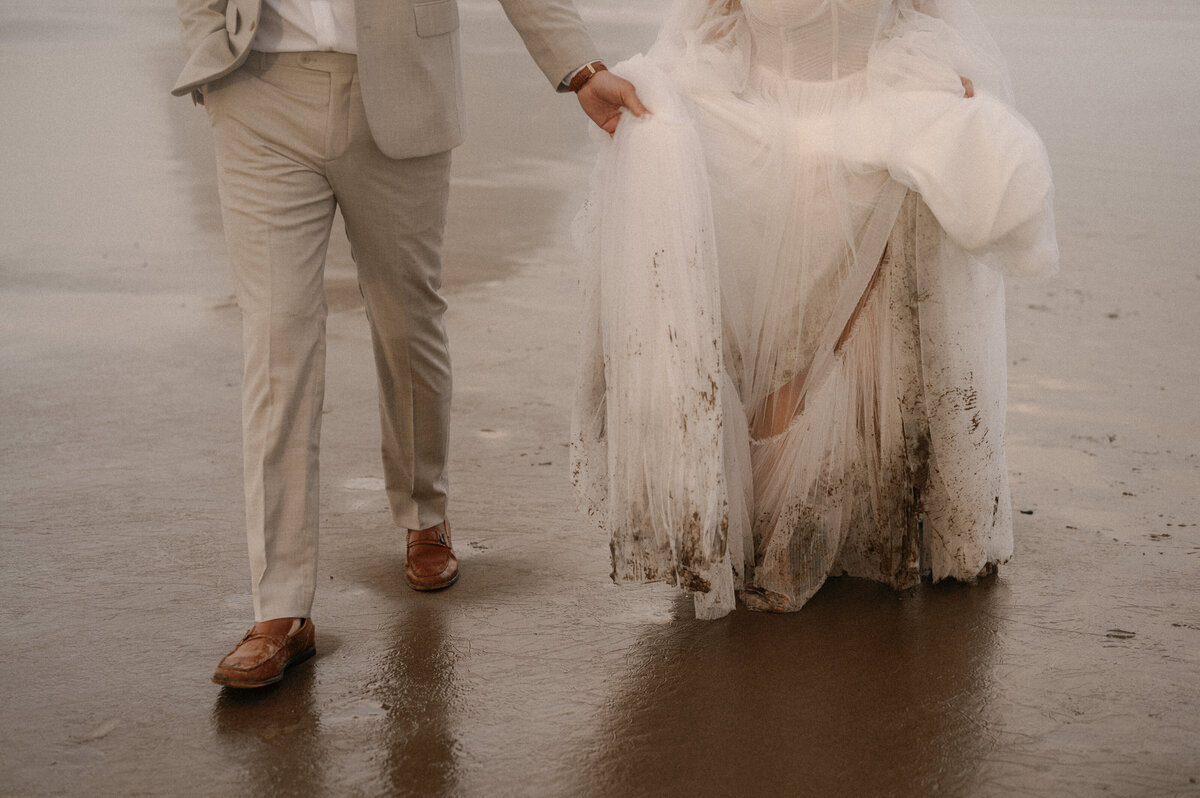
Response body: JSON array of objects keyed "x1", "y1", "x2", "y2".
[{"x1": 414, "y1": 0, "x2": 459, "y2": 38}]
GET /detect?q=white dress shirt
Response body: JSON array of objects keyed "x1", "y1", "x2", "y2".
[{"x1": 255, "y1": 0, "x2": 358, "y2": 54}]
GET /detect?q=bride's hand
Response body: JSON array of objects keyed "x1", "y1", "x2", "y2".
[
  {"x1": 577, "y1": 71, "x2": 649, "y2": 136},
  {"x1": 961, "y1": 76, "x2": 975, "y2": 98}
]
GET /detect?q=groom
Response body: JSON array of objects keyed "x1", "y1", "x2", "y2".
[{"x1": 173, "y1": 0, "x2": 644, "y2": 688}]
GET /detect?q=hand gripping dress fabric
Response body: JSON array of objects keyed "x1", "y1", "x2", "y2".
[{"x1": 571, "y1": 0, "x2": 1059, "y2": 619}]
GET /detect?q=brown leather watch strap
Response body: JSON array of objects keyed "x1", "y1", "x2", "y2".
[{"x1": 569, "y1": 61, "x2": 608, "y2": 93}]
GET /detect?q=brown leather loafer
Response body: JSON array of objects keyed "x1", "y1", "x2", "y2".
[
  {"x1": 212, "y1": 619, "x2": 316, "y2": 688},
  {"x1": 405, "y1": 520, "x2": 459, "y2": 591}
]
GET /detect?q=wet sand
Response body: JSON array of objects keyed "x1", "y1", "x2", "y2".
[{"x1": 1, "y1": 1, "x2": 1197, "y2": 795}]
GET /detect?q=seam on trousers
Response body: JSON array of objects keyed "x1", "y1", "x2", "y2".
[{"x1": 253, "y1": 223, "x2": 280, "y2": 617}]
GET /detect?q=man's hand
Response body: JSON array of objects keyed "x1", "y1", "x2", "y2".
[{"x1": 577, "y1": 71, "x2": 648, "y2": 136}]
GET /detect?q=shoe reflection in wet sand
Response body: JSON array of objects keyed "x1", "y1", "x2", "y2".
[
  {"x1": 211, "y1": 608, "x2": 461, "y2": 795},
  {"x1": 212, "y1": 663, "x2": 328, "y2": 795},
  {"x1": 373, "y1": 605, "x2": 461, "y2": 794},
  {"x1": 575, "y1": 576, "x2": 1003, "y2": 795}
]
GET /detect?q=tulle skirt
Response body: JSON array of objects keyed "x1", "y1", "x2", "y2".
[{"x1": 572, "y1": 29, "x2": 1057, "y2": 619}]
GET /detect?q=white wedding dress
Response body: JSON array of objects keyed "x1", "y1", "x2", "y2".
[{"x1": 572, "y1": 0, "x2": 1058, "y2": 619}]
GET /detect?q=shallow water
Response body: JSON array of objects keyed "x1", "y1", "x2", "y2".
[{"x1": 0, "y1": 1, "x2": 1197, "y2": 795}]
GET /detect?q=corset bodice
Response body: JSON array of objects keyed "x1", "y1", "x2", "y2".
[{"x1": 740, "y1": 0, "x2": 892, "y2": 80}]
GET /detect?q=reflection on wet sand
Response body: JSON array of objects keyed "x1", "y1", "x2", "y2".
[
  {"x1": 374, "y1": 606, "x2": 461, "y2": 794},
  {"x1": 579, "y1": 578, "x2": 1002, "y2": 795},
  {"x1": 212, "y1": 607, "x2": 463, "y2": 797},
  {"x1": 213, "y1": 665, "x2": 328, "y2": 796}
]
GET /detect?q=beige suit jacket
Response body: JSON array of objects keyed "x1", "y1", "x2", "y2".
[{"x1": 172, "y1": 0, "x2": 599, "y2": 159}]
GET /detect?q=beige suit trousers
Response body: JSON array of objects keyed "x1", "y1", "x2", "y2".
[{"x1": 206, "y1": 52, "x2": 453, "y2": 621}]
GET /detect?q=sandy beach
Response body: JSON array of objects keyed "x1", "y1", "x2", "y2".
[{"x1": 1, "y1": 1, "x2": 1197, "y2": 795}]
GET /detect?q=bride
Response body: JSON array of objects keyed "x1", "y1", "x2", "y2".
[{"x1": 571, "y1": 0, "x2": 1058, "y2": 619}]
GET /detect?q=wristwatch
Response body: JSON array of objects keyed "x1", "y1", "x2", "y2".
[{"x1": 569, "y1": 61, "x2": 608, "y2": 93}]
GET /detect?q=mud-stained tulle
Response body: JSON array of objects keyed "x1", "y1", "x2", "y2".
[
  {"x1": 572, "y1": 0, "x2": 1058, "y2": 619},
  {"x1": 572, "y1": 60, "x2": 731, "y2": 602}
]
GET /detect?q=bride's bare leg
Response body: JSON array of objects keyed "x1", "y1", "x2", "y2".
[
  {"x1": 749, "y1": 258, "x2": 887, "y2": 440},
  {"x1": 750, "y1": 371, "x2": 807, "y2": 440},
  {"x1": 836, "y1": 259, "x2": 885, "y2": 352}
]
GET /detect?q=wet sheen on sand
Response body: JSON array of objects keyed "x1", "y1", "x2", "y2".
[{"x1": 0, "y1": 1, "x2": 1198, "y2": 795}]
